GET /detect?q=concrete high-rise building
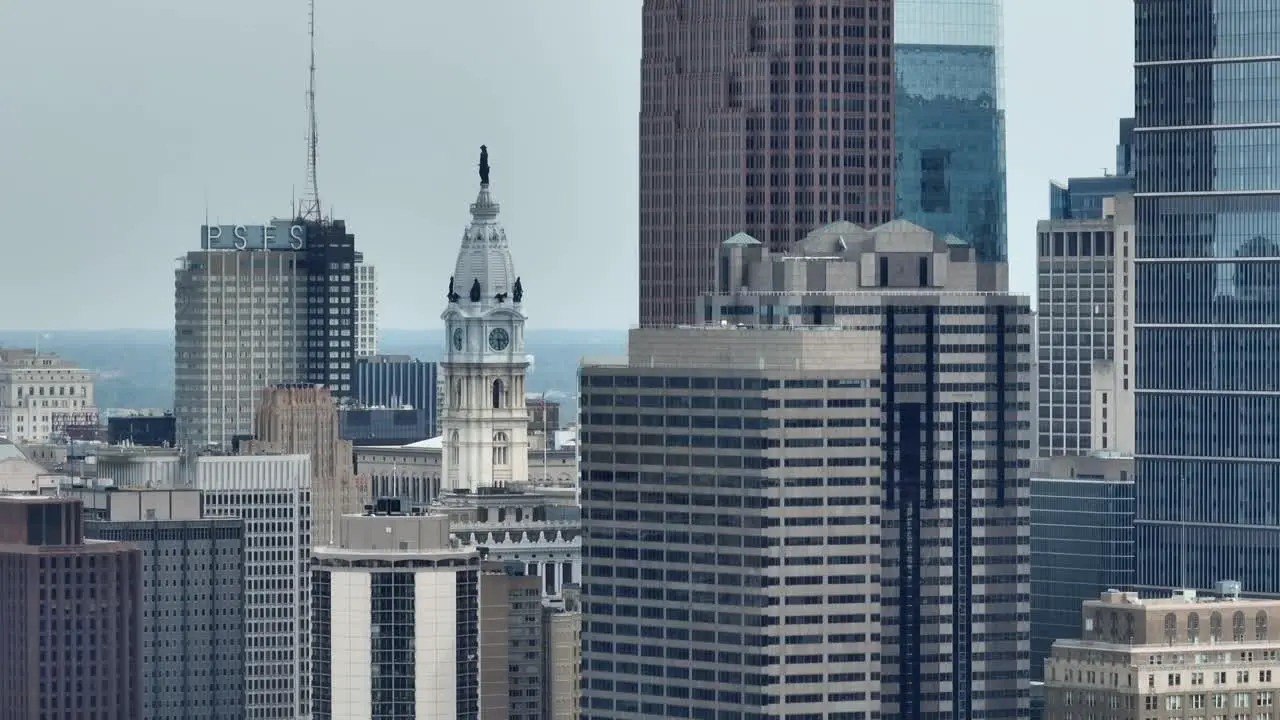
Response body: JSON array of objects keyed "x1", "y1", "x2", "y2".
[
  {"x1": 1036, "y1": 193, "x2": 1135, "y2": 456},
  {"x1": 190, "y1": 452, "x2": 312, "y2": 719},
  {"x1": 355, "y1": 253, "x2": 378, "y2": 358},
  {"x1": 252, "y1": 384, "x2": 362, "y2": 547},
  {"x1": 894, "y1": 0, "x2": 1007, "y2": 261},
  {"x1": 542, "y1": 593, "x2": 582, "y2": 720},
  {"x1": 311, "y1": 501, "x2": 480, "y2": 720},
  {"x1": 176, "y1": 218, "x2": 357, "y2": 450},
  {"x1": 1043, "y1": 589, "x2": 1280, "y2": 719},
  {"x1": 68, "y1": 487, "x2": 247, "y2": 720},
  {"x1": 1132, "y1": 1, "x2": 1280, "y2": 595},
  {"x1": 580, "y1": 221, "x2": 1033, "y2": 719},
  {"x1": 637, "y1": 0, "x2": 897, "y2": 328},
  {"x1": 0, "y1": 347, "x2": 99, "y2": 443},
  {"x1": 1030, "y1": 455, "x2": 1135, "y2": 683},
  {"x1": 0, "y1": 495, "x2": 143, "y2": 718},
  {"x1": 440, "y1": 149, "x2": 530, "y2": 491},
  {"x1": 479, "y1": 560, "x2": 545, "y2": 720}
]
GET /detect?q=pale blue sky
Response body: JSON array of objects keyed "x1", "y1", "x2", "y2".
[{"x1": 0, "y1": 0, "x2": 1132, "y2": 330}]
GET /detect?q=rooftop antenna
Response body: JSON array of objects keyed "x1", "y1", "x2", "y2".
[{"x1": 298, "y1": 0, "x2": 322, "y2": 223}]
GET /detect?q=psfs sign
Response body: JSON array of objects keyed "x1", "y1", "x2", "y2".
[{"x1": 201, "y1": 220, "x2": 306, "y2": 251}]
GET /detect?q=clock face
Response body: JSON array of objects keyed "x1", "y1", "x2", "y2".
[
  {"x1": 488, "y1": 327, "x2": 511, "y2": 352},
  {"x1": 451, "y1": 327, "x2": 464, "y2": 351}
]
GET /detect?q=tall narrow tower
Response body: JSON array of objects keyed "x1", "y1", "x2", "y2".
[{"x1": 440, "y1": 147, "x2": 530, "y2": 491}]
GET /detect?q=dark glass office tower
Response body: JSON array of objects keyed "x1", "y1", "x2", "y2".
[
  {"x1": 1134, "y1": 0, "x2": 1280, "y2": 594},
  {"x1": 301, "y1": 218, "x2": 357, "y2": 397},
  {"x1": 893, "y1": 0, "x2": 1007, "y2": 261}
]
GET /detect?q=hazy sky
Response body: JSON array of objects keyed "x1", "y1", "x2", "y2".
[{"x1": 0, "y1": 1, "x2": 1132, "y2": 330}]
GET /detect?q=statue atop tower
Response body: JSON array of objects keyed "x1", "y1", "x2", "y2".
[{"x1": 479, "y1": 144, "x2": 490, "y2": 186}]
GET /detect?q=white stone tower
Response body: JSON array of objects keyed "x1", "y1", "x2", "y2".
[{"x1": 440, "y1": 146, "x2": 529, "y2": 491}]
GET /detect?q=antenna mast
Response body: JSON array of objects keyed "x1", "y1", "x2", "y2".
[{"x1": 299, "y1": 0, "x2": 322, "y2": 222}]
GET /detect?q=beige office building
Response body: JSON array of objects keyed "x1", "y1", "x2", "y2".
[
  {"x1": 1045, "y1": 588, "x2": 1280, "y2": 720},
  {"x1": 580, "y1": 220, "x2": 1034, "y2": 718},
  {"x1": 1036, "y1": 193, "x2": 1135, "y2": 456},
  {"x1": 251, "y1": 384, "x2": 363, "y2": 546}
]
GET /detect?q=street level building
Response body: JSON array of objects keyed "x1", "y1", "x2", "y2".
[
  {"x1": 0, "y1": 495, "x2": 143, "y2": 719},
  {"x1": 312, "y1": 500, "x2": 480, "y2": 720},
  {"x1": 580, "y1": 220, "x2": 1033, "y2": 719},
  {"x1": 431, "y1": 485, "x2": 580, "y2": 601},
  {"x1": 69, "y1": 488, "x2": 247, "y2": 720},
  {"x1": 1044, "y1": 588, "x2": 1280, "y2": 719},
  {"x1": 1036, "y1": 193, "x2": 1135, "y2": 456}
]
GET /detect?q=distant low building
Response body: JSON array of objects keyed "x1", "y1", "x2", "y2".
[
  {"x1": 0, "y1": 347, "x2": 99, "y2": 443},
  {"x1": 107, "y1": 411, "x2": 176, "y2": 447}
]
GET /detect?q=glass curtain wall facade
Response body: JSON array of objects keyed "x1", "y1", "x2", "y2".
[
  {"x1": 1134, "y1": 0, "x2": 1280, "y2": 594},
  {"x1": 1030, "y1": 469, "x2": 1135, "y2": 681},
  {"x1": 894, "y1": 0, "x2": 1007, "y2": 261}
]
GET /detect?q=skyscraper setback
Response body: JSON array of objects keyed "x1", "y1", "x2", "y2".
[
  {"x1": 637, "y1": 0, "x2": 896, "y2": 327},
  {"x1": 1133, "y1": 0, "x2": 1280, "y2": 595}
]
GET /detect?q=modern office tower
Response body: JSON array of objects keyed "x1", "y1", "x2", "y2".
[
  {"x1": 176, "y1": 218, "x2": 357, "y2": 450},
  {"x1": 0, "y1": 495, "x2": 143, "y2": 718},
  {"x1": 69, "y1": 487, "x2": 247, "y2": 720},
  {"x1": 298, "y1": 218, "x2": 358, "y2": 394},
  {"x1": 252, "y1": 384, "x2": 361, "y2": 547},
  {"x1": 355, "y1": 355, "x2": 438, "y2": 411},
  {"x1": 441, "y1": 150, "x2": 530, "y2": 491},
  {"x1": 637, "y1": 0, "x2": 897, "y2": 328},
  {"x1": 432, "y1": 486, "x2": 581, "y2": 600},
  {"x1": 0, "y1": 347, "x2": 99, "y2": 442},
  {"x1": 1036, "y1": 193, "x2": 1136, "y2": 456},
  {"x1": 1132, "y1": 2, "x2": 1280, "y2": 595},
  {"x1": 893, "y1": 0, "x2": 1007, "y2": 261},
  {"x1": 189, "y1": 452, "x2": 312, "y2": 719},
  {"x1": 580, "y1": 220, "x2": 1033, "y2": 719},
  {"x1": 1030, "y1": 455, "x2": 1135, "y2": 683},
  {"x1": 542, "y1": 592, "x2": 582, "y2": 720},
  {"x1": 1048, "y1": 118, "x2": 1136, "y2": 221},
  {"x1": 355, "y1": 253, "x2": 378, "y2": 358},
  {"x1": 1043, "y1": 588, "x2": 1280, "y2": 719},
  {"x1": 479, "y1": 560, "x2": 545, "y2": 720},
  {"x1": 311, "y1": 500, "x2": 480, "y2": 720}
]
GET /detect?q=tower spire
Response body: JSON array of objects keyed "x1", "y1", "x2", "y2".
[{"x1": 299, "y1": 0, "x2": 322, "y2": 222}]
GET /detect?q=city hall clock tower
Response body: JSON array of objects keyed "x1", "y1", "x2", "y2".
[{"x1": 439, "y1": 146, "x2": 529, "y2": 491}]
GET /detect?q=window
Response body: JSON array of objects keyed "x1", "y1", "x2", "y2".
[
  {"x1": 449, "y1": 431, "x2": 460, "y2": 467},
  {"x1": 493, "y1": 432, "x2": 509, "y2": 466},
  {"x1": 453, "y1": 380, "x2": 463, "y2": 408},
  {"x1": 492, "y1": 379, "x2": 506, "y2": 409}
]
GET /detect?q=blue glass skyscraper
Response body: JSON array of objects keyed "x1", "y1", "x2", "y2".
[
  {"x1": 894, "y1": 0, "x2": 1007, "y2": 261},
  {"x1": 1134, "y1": 0, "x2": 1280, "y2": 595}
]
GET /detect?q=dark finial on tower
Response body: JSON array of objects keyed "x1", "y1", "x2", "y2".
[{"x1": 479, "y1": 145, "x2": 491, "y2": 186}]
